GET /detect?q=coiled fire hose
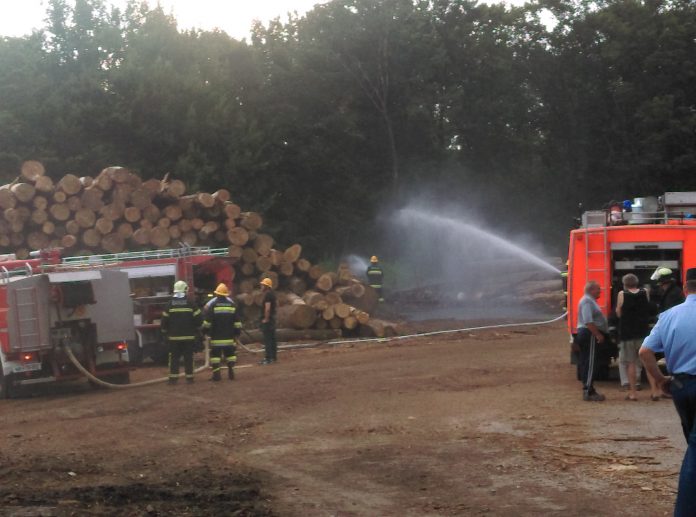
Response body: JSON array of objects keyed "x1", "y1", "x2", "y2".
[{"x1": 64, "y1": 313, "x2": 567, "y2": 389}]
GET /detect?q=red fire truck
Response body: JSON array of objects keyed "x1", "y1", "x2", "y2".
[
  {"x1": 58, "y1": 246, "x2": 236, "y2": 365},
  {"x1": 0, "y1": 255, "x2": 133, "y2": 398},
  {"x1": 567, "y1": 192, "x2": 696, "y2": 376},
  {"x1": 0, "y1": 246, "x2": 236, "y2": 397}
]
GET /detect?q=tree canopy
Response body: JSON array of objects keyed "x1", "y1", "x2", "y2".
[{"x1": 1, "y1": 0, "x2": 695, "y2": 256}]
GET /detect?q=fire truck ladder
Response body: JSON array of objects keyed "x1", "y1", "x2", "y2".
[
  {"x1": 584, "y1": 226, "x2": 610, "y2": 312},
  {"x1": 11, "y1": 286, "x2": 42, "y2": 351}
]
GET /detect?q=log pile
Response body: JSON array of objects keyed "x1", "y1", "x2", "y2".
[
  {"x1": 237, "y1": 262, "x2": 379, "y2": 333},
  {"x1": 0, "y1": 162, "x2": 390, "y2": 336}
]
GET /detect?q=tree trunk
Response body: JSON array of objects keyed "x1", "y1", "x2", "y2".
[
  {"x1": 49, "y1": 203, "x2": 71, "y2": 222},
  {"x1": 227, "y1": 227, "x2": 249, "y2": 246},
  {"x1": 21, "y1": 160, "x2": 45, "y2": 182},
  {"x1": 240, "y1": 212, "x2": 263, "y2": 231},
  {"x1": 58, "y1": 174, "x2": 82, "y2": 196},
  {"x1": 277, "y1": 300, "x2": 317, "y2": 330},
  {"x1": 34, "y1": 176, "x2": 54, "y2": 193},
  {"x1": 101, "y1": 233, "x2": 125, "y2": 253},
  {"x1": 11, "y1": 183, "x2": 35, "y2": 203},
  {"x1": 283, "y1": 244, "x2": 302, "y2": 263}
]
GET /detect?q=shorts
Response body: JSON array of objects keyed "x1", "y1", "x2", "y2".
[{"x1": 619, "y1": 339, "x2": 642, "y2": 364}]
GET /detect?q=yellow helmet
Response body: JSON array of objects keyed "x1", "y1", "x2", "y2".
[
  {"x1": 214, "y1": 283, "x2": 230, "y2": 297},
  {"x1": 260, "y1": 278, "x2": 273, "y2": 288},
  {"x1": 370, "y1": 256, "x2": 379, "y2": 263}
]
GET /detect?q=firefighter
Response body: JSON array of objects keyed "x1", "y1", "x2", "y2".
[
  {"x1": 259, "y1": 278, "x2": 277, "y2": 365},
  {"x1": 202, "y1": 283, "x2": 242, "y2": 382},
  {"x1": 367, "y1": 256, "x2": 384, "y2": 302},
  {"x1": 160, "y1": 280, "x2": 202, "y2": 385},
  {"x1": 652, "y1": 267, "x2": 685, "y2": 312}
]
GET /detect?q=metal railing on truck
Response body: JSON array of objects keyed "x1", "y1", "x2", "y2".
[
  {"x1": 56, "y1": 246, "x2": 230, "y2": 268},
  {"x1": 583, "y1": 210, "x2": 696, "y2": 227},
  {"x1": 0, "y1": 263, "x2": 34, "y2": 284}
]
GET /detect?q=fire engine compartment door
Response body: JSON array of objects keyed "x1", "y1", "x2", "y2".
[
  {"x1": 6, "y1": 275, "x2": 51, "y2": 352},
  {"x1": 610, "y1": 242, "x2": 683, "y2": 251},
  {"x1": 610, "y1": 242, "x2": 682, "y2": 269},
  {"x1": 89, "y1": 270, "x2": 136, "y2": 344}
]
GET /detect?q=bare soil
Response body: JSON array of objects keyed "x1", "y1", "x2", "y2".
[{"x1": 0, "y1": 323, "x2": 681, "y2": 516}]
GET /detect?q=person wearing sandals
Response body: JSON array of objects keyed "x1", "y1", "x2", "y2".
[{"x1": 616, "y1": 274, "x2": 653, "y2": 401}]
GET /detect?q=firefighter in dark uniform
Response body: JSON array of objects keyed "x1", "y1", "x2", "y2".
[
  {"x1": 652, "y1": 267, "x2": 685, "y2": 313},
  {"x1": 367, "y1": 255, "x2": 384, "y2": 302},
  {"x1": 161, "y1": 281, "x2": 202, "y2": 385},
  {"x1": 202, "y1": 283, "x2": 242, "y2": 381},
  {"x1": 259, "y1": 277, "x2": 277, "y2": 365}
]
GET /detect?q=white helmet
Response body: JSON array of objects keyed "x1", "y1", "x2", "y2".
[
  {"x1": 173, "y1": 280, "x2": 189, "y2": 293},
  {"x1": 650, "y1": 267, "x2": 673, "y2": 282}
]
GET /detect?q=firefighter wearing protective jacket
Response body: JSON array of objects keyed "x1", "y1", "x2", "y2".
[
  {"x1": 367, "y1": 256, "x2": 385, "y2": 302},
  {"x1": 202, "y1": 283, "x2": 242, "y2": 381},
  {"x1": 652, "y1": 267, "x2": 685, "y2": 312},
  {"x1": 161, "y1": 281, "x2": 202, "y2": 385}
]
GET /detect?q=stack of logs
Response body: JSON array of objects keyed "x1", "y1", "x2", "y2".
[
  {"x1": 239, "y1": 262, "x2": 392, "y2": 338},
  {"x1": 0, "y1": 162, "x2": 393, "y2": 337},
  {"x1": 0, "y1": 162, "x2": 254, "y2": 256}
]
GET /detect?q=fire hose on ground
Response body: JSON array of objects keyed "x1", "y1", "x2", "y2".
[
  {"x1": 63, "y1": 312, "x2": 567, "y2": 389},
  {"x1": 61, "y1": 339, "x2": 212, "y2": 389},
  {"x1": 241, "y1": 312, "x2": 569, "y2": 352}
]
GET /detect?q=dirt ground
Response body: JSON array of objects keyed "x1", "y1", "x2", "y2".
[{"x1": 0, "y1": 323, "x2": 683, "y2": 516}]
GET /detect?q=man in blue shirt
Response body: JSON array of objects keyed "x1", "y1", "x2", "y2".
[
  {"x1": 640, "y1": 268, "x2": 696, "y2": 517},
  {"x1": 576, "y1": 281, "x2": 609, "y2": 401}
]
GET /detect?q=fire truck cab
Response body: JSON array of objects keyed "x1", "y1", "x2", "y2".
[
  {"x1": 567, "y1": 192, "x2": 696, "y2": 377},
  {"x1": 0, "y1": 259, "x2": 133, "y2": 398}
]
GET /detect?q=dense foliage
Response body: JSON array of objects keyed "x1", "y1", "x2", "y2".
[{"x1": 1, "y1": 0, "x2": 695, "y2": 256}]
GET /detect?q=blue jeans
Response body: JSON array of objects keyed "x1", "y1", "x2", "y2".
[{"x1": 671, "y1": 375, "x2": 696, "y2": 517}]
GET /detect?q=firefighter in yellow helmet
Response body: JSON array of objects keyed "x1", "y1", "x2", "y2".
[
  {"x1": 259, "y1": 277, "x2": 277, "y2": 365},
  {"x1": 202, "y1": 283, "x2": 242, "y2": 381},
  {"x1": 160, "y1": 280, "x2": 202, "y2": 384},
  {"x1": 367, "y1": 256, "x2": 385, "y2": 302}
]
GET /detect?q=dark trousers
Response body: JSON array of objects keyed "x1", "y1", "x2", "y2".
[
  {"x1": 671, "y1": 375, "x2": 696, "y2": 517},
  {"x1": 576, "y1": 329, "x2": 599, "y2": 394},
  {"x1": 372, "y1": 286, "x2": 384, "y2": 302},
  {"x1": 261, "y1": 321, "x2": 277, "y2": 361},
  {"x1": 169, "y1": 340, "x2": 194, "y2": 380},
  {"x1": 210, "y1": 345, "x2": 237, "y2": 372}
]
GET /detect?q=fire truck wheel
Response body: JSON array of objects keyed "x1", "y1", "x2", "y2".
[
  {"x1": 150, "y1": 349, "x2": 169, "y2": 366},
  {"x1": 0, "y1": 368, "x2": 16, "y2": 399},
  {"x1": 127, "y1": 342, "x2": 143, "y2": 365}
]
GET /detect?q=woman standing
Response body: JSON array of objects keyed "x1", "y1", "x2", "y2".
[{"x1": 616, "y1": 274, "x2": 655, "y2": 401}]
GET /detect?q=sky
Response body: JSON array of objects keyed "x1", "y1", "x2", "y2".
[{"x1": 0, "y1": 0, "x2": 330, "y2": 40}]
